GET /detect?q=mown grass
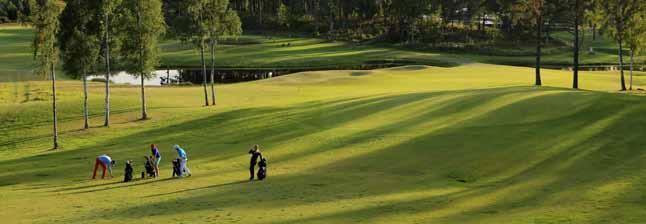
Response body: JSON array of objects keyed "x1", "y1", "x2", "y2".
[
  {"x1": 160, "y1": 32, "x2": 644, "y2": 69},
  {"x1": 2, "y1": 64, "x2": 646, "y2": 223},
  {"x1": 2, "y1": 24, "x2": 644, "y2": 82},
  {"x1": 0, "y1": 24, "x2": 40, "y2": 82}
]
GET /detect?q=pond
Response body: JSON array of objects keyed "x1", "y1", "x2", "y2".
[
  {"x1": 85, "y1": 62, "x2": 459, "y2": 86},
  {"x1": 86, "y1": 65, "x2": 646, "y2": 87},
  {"x1": 87, "y1": 70, "x2": 181, "y2": 86},
  {"x1": 87, "y1": 69, "x2": 284, "y2": 86}
]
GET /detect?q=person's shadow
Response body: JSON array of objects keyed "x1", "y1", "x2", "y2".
[
  {"x1": 51, "y1": 177, "x2": 176, "y2": 194},
  {"x1": 144, "y1": 180, "x2": 248, "y2": 198}
]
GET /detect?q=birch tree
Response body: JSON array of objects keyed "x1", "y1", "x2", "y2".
[{"x1": 30, "y1": 0, "x2": 64, "y2": 149}]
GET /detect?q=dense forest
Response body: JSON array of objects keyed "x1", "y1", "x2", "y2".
[
  {"x1": 224, "y1": 0, "x2": 583, "y2": 44},
  {"x1": 0, "y1": 0, "x2": 613, "y2": 45}
]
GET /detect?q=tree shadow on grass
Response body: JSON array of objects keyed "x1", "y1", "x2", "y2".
[
  {"x1": 49, "y1": 180, "x2": 126, "y2": 193},
  {"x1": 143, "y1": 180, "x2": 248, "y2": 198},
  {"x1": 69, "y1": 177, "x2": 179, "y2": 194},
  {"x1": 0, "y1": 87, "x2": 592, "y2": 187},
  {"x1": 0, "y1": 93, "x2": 400, "y2": 186},
  {"x1": 191, "y1": 39, "x2": 462, "y2": 68},
  {"x1": 247, "y1": 98, "x2": 646, "y2": 224},
  {"x1": 56, "y1": 86, "x2": 643, "y2": 222},
  {"x1": 5, "y1": 86, "x2": 646, "y2": 223},
  {"x1": 49, "y1": 176, "x2": 185, "y2": 193}
]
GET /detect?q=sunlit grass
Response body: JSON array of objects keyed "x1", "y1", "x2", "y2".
[{"x1": 2, "y1": 64, "x2": 646, "y2": 223}]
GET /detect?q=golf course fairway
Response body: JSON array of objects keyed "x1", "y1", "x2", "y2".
[{"x1": 1, "y1": 64, "x2": 646, "y2": 223}]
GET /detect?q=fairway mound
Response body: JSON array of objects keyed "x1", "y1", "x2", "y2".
[
  {"x1": 262, "y1": 70, "x2": 367, "y2": 85},
  {"x1": 350, "y1": 71, "x2": 373, "y2": 76},
  {"x1": 383, "y1": 65, "x2": 431, "y2": 71}
]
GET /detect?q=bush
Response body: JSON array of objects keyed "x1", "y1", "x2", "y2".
[{"x1": 90, "y1": 78, "x2": 108, "y2": 83}]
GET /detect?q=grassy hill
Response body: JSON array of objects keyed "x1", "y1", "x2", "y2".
[
  {"x1": 0, "y1": 24, "x2": 39, "y2": 81},
  {"x1": 2, "y1": 64, "x2": 646, "y2": 223},
  {"x1": 2, "y1": 24, "x2": 644, "y2": 82}
]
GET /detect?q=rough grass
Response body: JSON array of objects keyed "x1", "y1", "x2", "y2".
[{"x1": 2, "y1": 64, "x2": 646, "y2": 223}]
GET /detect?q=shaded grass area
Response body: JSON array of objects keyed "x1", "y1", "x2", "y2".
[
  {"x1": 0, "y1": 24, "x2": 39, "y2": 81},
  {"x1": 161, "y1": 34, "x2": 644, "y2": 69},
  {"x1": 159, "y1": 37, "x2": 464, "y2": 69},
  {"x1": 2, "y1": 64, "x2": 646, "y2": 223}
]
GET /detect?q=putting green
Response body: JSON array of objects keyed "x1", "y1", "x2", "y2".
[{"x1": 1, "y1": 64, "x2": 646, "y2": 223}]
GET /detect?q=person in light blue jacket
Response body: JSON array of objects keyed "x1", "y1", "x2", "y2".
[
  {"x1": 92, "y1": 154, "x2": 115, "y2": 179},
  {"x1": 174, "y1": 145, "x2": 191, "y2": 177}
]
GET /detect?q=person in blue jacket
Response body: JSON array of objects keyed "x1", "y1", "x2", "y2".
[
  {"x1": 150, "y1": 144, "x2": 161, "y2": 177},
  {"x1": 174, "y1": 145, "x2": 191, "y2": 177}
]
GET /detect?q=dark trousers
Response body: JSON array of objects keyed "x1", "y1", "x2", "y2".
[{"x1": 249, "y1": 163, "x2": 256, "y2": 179}]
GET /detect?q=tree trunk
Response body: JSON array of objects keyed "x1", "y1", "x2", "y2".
[
  {"x1": 581, "y1": 22, "x2": 585, "y2": 50},
  {"x1": 535, "y1": 14, "x2": 542, "y2": 86},
  {"x1": 104, "y1": 13, "x2": 111, "y2": 127},
  {"x1": 619, "y1": 39, "x2": 627, "y2": 91},
  {"x1": 141, "y1": 74, "x2": 148, "y2": 119},
  {"x1": 573, "y1": 0, "x2": 580, "y2": 89},
  {"x1": 481, "y1": 14, "x2": 486, "y2": 34},
  {"x1": 210, "y1": 40, "x2": 216, "y2": 106},
  {"x1": 258, "y1": 0, "x2": 263, "y2": 26},
  {"x1": 630, "y1": 49, "x2": 634, "y2": 90},
  {"x1": 51, "y1": 63, "x2": 59, "y2": 149},
  {"x1": 592, "y1": 23, "x2": 596, "y2": 41},
  {"x1": 83, "y1": 69, "x2": 89, "y2": 129},
  {"x1": 200, "y1": 43, "x2": 209, "y2": 106}
]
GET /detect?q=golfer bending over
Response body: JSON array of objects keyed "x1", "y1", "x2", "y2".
[
  {"x1": 174, "y1": 145, "x2": 191, "y2": 177},
  {"x1": 92, "y1": 154, "x2": 115, "y2": 179},
  {"x1": 248, "y1": 145, "x2": 263, "y2": 180}
]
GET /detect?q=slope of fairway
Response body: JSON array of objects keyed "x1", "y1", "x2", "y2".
[{"x1": 1, "y1": 64, "x2": 646, "y2": 224}]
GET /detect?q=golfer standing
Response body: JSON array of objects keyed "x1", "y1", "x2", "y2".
[
  {"x1": 150, "y1": 144, "x2": 161, "y2": 177},
  {"x1": 248, "y1": 145, "x2": 263, "y2": 180},
  {"x1": 174, "y1": 145, "x2": 191, "y2": 177}
]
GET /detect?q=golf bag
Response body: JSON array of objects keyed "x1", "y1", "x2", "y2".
[
  {"x1": 124, "y1": 162, "x2": 133, "y2": 182},
  {"x1": 144, "y1": 157, "x2": 156, "y2": 177},
  {"x1": 257, "y1": 158, "x2": 267, "y2": 180},
  {"x1": 172, "y1": 158, "x2": 182, "y2": 177}
]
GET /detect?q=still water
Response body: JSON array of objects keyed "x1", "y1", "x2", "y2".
[{"x1": 87, "y1": 70, "x2": 180, "y2": 86}]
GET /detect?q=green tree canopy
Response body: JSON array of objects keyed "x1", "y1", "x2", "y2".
[
  {"x1": 118, "y1": 0, "x2": 165, "y2": 78},
  {"x1": 58, "y1": 0, "x2": 101, "y2": 79},
  {"x1": 30, "y1": 0, "x2": 63, "y2": 77}
]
